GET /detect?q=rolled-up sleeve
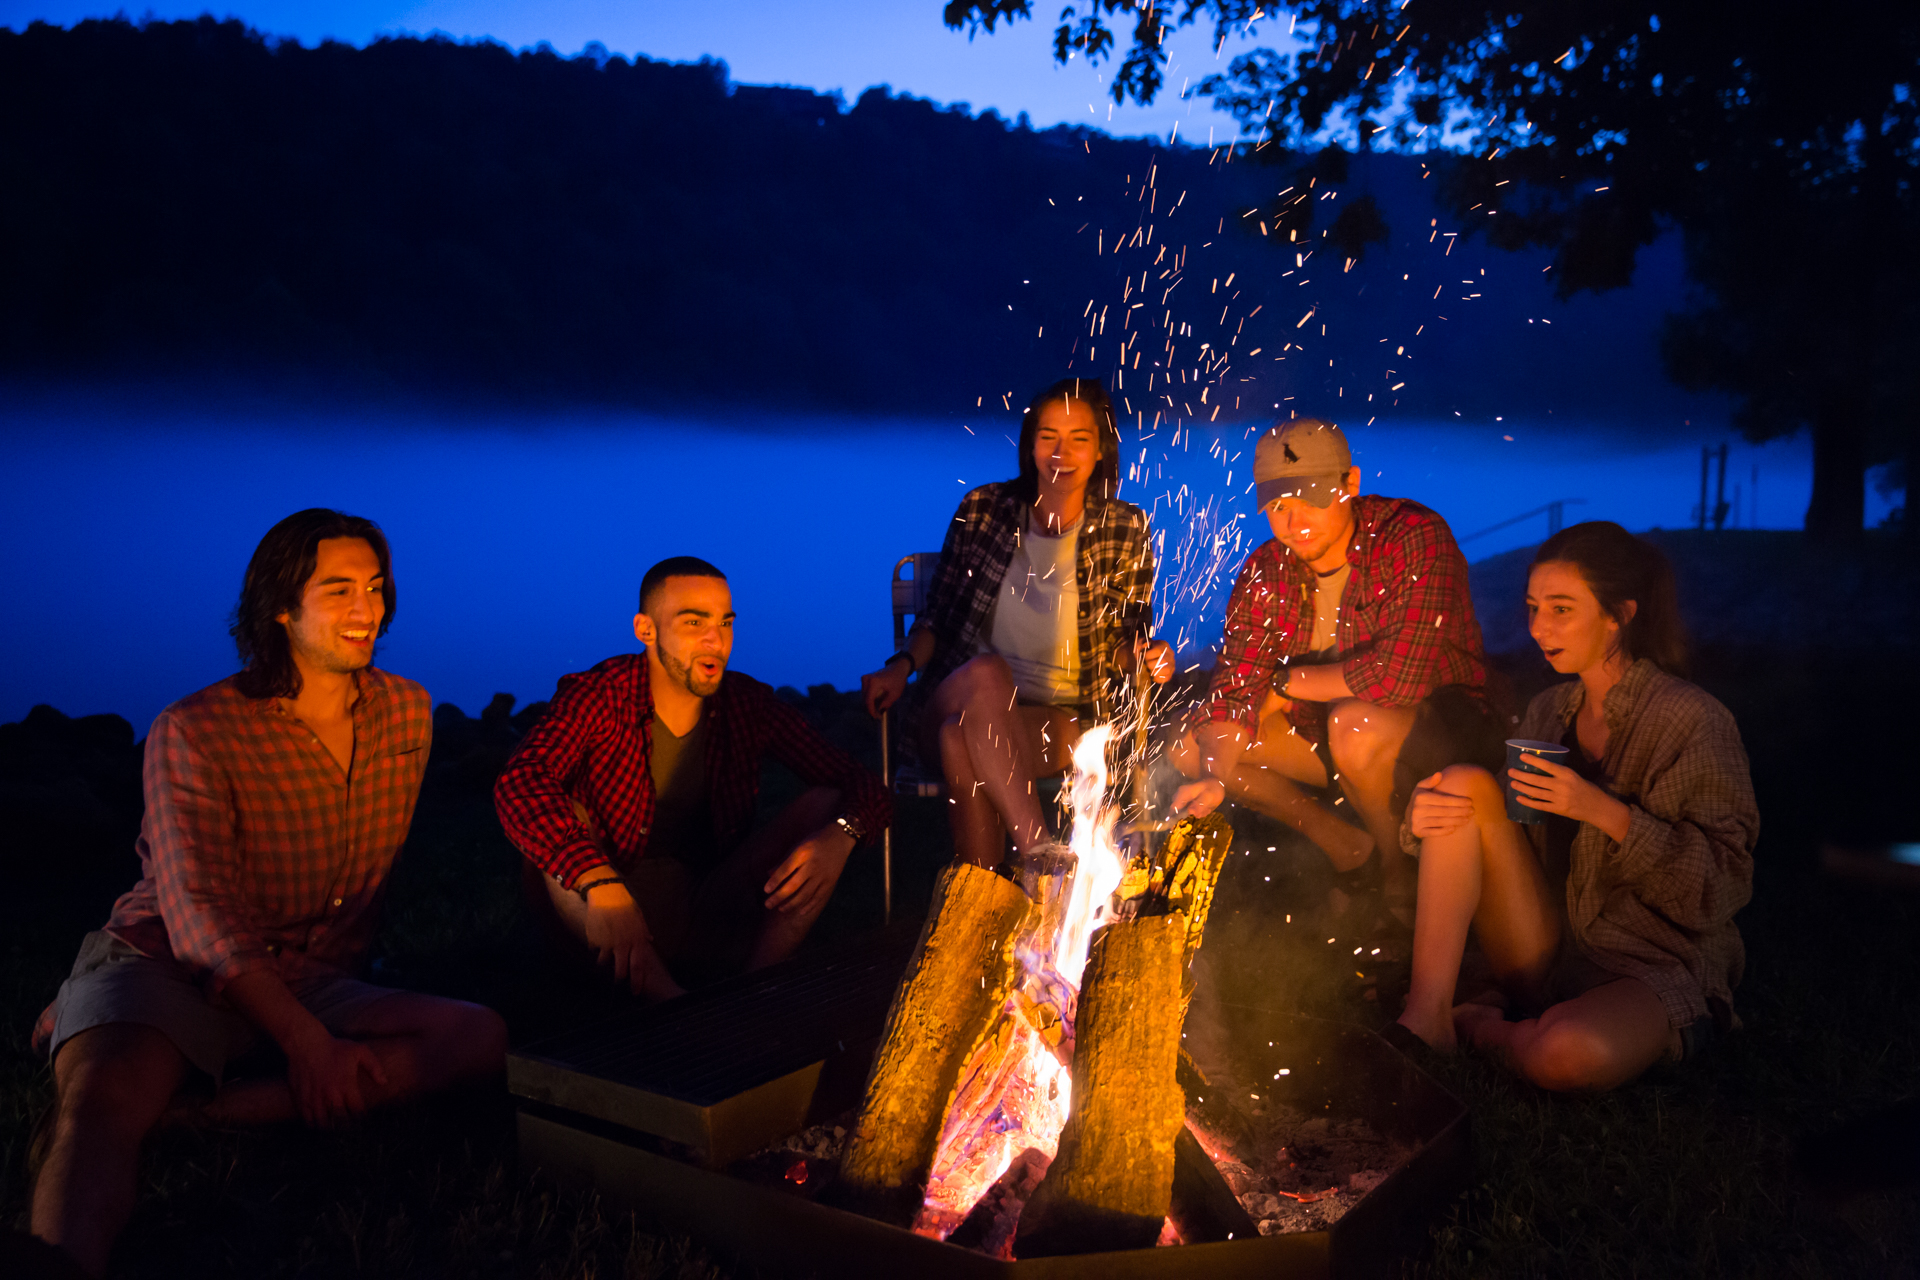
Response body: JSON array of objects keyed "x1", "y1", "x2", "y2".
[
  {"x1": 759, "y1": 690, "x2": 893, "y2": 839},
  {"x1": 1337, "y1": 518, "x2": 1466, "y2": 709},
  {"x1": 493, "y1": 673, "x2": 608, "y2": 890},
  {"x1": 1201, "y1": 550, "x2": 1288, "y2": 733},
  {"x1": 1610, "y1": 710, "x2": 1758, "y2": 933},
  {"x1": 144, "y1": 712, "x2": 274, "y2": 993}
]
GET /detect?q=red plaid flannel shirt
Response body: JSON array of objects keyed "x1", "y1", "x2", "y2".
[
  {"x1": 33, "y1": 668, "x2": 431, "y2": 1055},
  {"x1": 1198, "y1": 494, "x2": 1487, "y2": 744},
  {"x1": 493, "y1": 654, "x2": 892, "y2": 891}
]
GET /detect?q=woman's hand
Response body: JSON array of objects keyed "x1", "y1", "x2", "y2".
[
  {"x1": 1408, "y1": 771, "x2": 1476, "y2": 840},
  {"x1": 1507, "y1": 756, "x2": 1630, "y2": 839},
  {"x1": 860, "y1": 658, "x2": 911, "y2": 717}
]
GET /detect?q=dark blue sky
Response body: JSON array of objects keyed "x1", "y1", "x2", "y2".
[{"x1": 1, "y1": 0, "x2": 1267, "y2": 142}]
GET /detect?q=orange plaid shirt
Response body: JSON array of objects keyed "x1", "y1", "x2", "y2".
[{"x1": 33, "y1": 668, "x2": 431, "y2": 1054}]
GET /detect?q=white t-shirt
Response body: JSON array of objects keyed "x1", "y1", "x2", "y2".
[{"x1": 984, "y1": 513, "x2": 1082, "y2": 705}]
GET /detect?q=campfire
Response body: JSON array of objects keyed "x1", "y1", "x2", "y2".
[
  {"x1": 508, "y1": 726, "x2": 1472, "y2": 1278},
  {"x1": 831, "y1": 724, "x2": 1234, "y2": 1257}
]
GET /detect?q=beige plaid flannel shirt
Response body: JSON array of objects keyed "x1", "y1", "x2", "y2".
[{"x1": 1518, "y1": 659, "x2": 1759, "y2": 1031}]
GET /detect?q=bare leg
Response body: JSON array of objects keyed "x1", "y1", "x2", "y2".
[
  {"x1": 1325, "y1": 698, "x2": 1420, "y2": 912},
  {"x1": 1169, "y1": 714, "x2": 1373, "y2": 871},
  {"x1": 32, "y1": 1023, "x2": 189, "y2": 1277},
  {"x1": 1464, "y1": 977, "x2": 1679, "y2": 1091},
  {"x1": 1395, "y1": 764, "x2": 1558, "y2": 1052},
  {"x1": 926, "y1": 656, "x2": 1079, "y2": 867},
  {"x1": 197, "y1": 991, "x2": 508, "y2": 1127}
]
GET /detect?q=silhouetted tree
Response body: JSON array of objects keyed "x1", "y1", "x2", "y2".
[
  {"x1": 0, "y1": 16, "x2": 1733, "y2": 433},
  {"x1": 949, "y1": 0, "x2": 1920, "y2": 540}
]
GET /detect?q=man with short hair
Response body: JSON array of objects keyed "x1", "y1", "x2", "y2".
[
  {"x1": 1170, "y1": 419, "x2": 1492, "y2": 918},
  {"x1": 495, "y1": 557, "x2": 891, "y2": 999},
  {"x1": 29, "y1": 509, "x2": 507, "y2": 1278}
]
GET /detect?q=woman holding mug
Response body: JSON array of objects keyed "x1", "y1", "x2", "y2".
[{"x1": 1392, "y1": 522, "x2": 1757, "y2": 1090}]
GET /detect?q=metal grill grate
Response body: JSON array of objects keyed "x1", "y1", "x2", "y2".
[{"x1": 511, "y1": 924, "x2": 919, "y2": 1107}]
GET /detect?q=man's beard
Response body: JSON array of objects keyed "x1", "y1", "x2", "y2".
[{"x1": 659, "y1": 646, "x2": 723, "y2": 698}]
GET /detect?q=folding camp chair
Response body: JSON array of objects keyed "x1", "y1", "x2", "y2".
[{"x1": 879, "y1": 553, "x2": 942, "y2": 924}]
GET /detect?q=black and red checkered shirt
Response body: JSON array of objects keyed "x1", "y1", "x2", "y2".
[
  {"x1": 494, "y1": 654, "x2": 891, "y2": 891},
  {"x1": 32, "y1": 667, "x2": 432, "y2": 1056},
  {"x1": 1197, "y1": 494, "x2": 1487, "y2": 744}
]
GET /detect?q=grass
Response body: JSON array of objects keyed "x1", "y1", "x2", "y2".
[{"x1": 4, "y1": 655, "x2": 1919, "y2": 1277}]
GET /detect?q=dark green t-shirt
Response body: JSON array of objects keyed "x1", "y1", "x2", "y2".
[{"x1": 649, "y1": 711, "x2": 712, "y2": 865}]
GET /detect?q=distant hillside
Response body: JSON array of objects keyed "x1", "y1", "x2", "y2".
[
  {"x1": 1470, "y1": 529, "x2": 1920, "y2": 660},
  {"x1": 0, "y1": 16, "x2": 1724, "y2": 422}
]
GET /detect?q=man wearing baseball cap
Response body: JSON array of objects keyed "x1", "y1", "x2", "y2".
[{"x1": 1168, "y1": 418, "x2": 1493, "y2": 927}]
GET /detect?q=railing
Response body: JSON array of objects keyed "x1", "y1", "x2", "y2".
[{"x1": 1459, "y1": 498, "x2": 1587, "y2": 545}]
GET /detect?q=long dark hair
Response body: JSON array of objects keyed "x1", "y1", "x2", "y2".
[
  {"x1": 1532, "y1": 521, "x2": 1688, "y2": 677},
  {"x1": 1010, "y1": 378, "x2": 1122, "y2": 503},
  {"x1": 231, "y1": 509, "x2": 395, "y2": 699}
]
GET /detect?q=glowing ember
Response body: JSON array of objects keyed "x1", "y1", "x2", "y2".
[{"x1": 912, "y1": 725, "x2": 1131, "y2": 1245}]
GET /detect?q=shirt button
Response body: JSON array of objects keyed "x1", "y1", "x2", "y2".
[{"x1": 332, "y1": 897, "x2": 343, "y2": 907}]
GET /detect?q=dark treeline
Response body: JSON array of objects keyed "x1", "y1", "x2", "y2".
[{"x1": 1, "y1": 17, "x2": 1704, "y2": 420}]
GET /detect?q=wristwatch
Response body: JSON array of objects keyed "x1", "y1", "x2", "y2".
[{"x1": 833, "y1": 813, "x2": 869, "y2": 844}]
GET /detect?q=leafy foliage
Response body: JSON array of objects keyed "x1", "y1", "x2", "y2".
[{"x1": 947, "y1": 0, "x2": 1920, "y2": 535}]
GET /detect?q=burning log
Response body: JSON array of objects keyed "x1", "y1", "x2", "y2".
[
  {"x1": 1010, "y1": 814, "x2": 1232, "y2": 1257},
  {"x1": 833, "y1": 862, "x2": 1035, "y2": 1225},
  {"x1": 1014, "y1": 911, "x2": 1189, "y2": 1257}
]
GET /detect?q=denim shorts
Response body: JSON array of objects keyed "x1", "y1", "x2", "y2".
[{"x1": 44, "y1": 931, "x2": 398, "y2": 1081}]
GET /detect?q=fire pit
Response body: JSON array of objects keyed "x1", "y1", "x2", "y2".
[
  {"x1": 514, "y1": 973, "x2": 1466, "y2": 1279},
  {"x1": 513, "y1": 727, "x2": 1467, "y2": 1276}
]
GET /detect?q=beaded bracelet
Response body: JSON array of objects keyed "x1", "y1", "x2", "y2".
[{"x1": 573, "y1": 872, "x2": 625, "y2": 901}]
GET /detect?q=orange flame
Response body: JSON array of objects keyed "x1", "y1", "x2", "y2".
[{"x1": 913, "y1": 726, "x2": 1130, "y2": 1245}]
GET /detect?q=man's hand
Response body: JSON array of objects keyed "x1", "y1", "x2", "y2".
[
  {"x1": 286, "y1": 1026, "x2": 389, "y2": 1129},
  {"x1": 1129, "y1": 636, "x2": 1176, "y2": 685},
  {"x1": 1408, "y1": 771, "x2": 1476, "y2": 840},
  {"x1": 860, "y1": 659, "x2": 911, "y2": 718},
  {"x1": 764, "y1": 827, "x2": 856, "y2": 917},
  {"x1": 583, "y1": 880, "x2": 682, "y2": 1000},
  {"x1": 1168, "y1": 776, "x2": 1229, "y2": 821}
]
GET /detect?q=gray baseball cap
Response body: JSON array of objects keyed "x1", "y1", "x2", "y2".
[{"x1": 1254, "y1": 418, "x2": 1353, "y2": 509}]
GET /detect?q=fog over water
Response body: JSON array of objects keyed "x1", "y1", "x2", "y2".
[{"x1": 2, "y1": 404, "x2": 1868, "y2": 732}]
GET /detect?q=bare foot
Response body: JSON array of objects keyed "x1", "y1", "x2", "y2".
[
  {"x1": 1452, "y1": 1000, "x2": 1508, "y2": 1049},
  {"x1": 1394, "y1": 1012, "x2": 1457, "y2": 1054}
]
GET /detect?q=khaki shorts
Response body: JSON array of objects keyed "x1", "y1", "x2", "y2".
[
  {"x1": 1545, "y1": 947, "x2": 1715, "y2": 1064},
  {"x1": 44, "y1": 931, "x2": 399, "y2": 1082}
]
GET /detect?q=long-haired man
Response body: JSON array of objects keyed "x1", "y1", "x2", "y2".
[{"x1": 28, "y1": 509, "x2": 506, "y2": 1278}]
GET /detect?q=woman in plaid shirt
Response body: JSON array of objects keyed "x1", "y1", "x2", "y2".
[
  {"x1": 861, "y1": 379, "x2": 1171, "y2": 868},
  {"x1": 1393, "y1": 523, "x2": 1758, "y2": 1089}
]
